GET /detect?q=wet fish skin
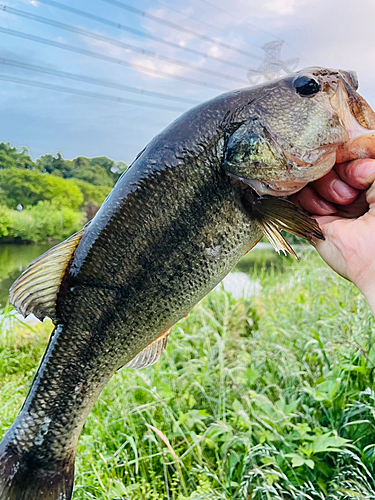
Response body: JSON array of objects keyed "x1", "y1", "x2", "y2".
[
  {"x1": 0, "y1": 90, "x2": 264, "y2": 499},
  {"x1": 1, "y1": 67, "x2": 374, "y2": 499}
]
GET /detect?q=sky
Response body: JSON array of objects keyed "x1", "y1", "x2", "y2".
[{"x1": 0, "y1": 0, "x2": 374, "y2": 165}]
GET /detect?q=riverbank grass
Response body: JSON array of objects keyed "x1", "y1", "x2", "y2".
[{"x1": 1, "y1": 250, "x2": 375, "y2": 499}]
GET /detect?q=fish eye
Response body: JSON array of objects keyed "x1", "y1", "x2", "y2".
[{"x1": 292, "y1": 75, "x2": 320, "y2": 96}]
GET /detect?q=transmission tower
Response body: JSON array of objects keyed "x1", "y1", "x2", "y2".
[{"x1": 247, "y1": 41, "x2": 299, "y2": 85}]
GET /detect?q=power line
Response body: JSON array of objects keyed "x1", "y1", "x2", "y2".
[
  {"x1": 0, "y1": 57, "x2": 199, "y2": 105},
  {"x1": 100, "y1": 0, "x2": 263, "y2": 60},
  {"x1": 35, "y1": 0, "x2": 252, "y2": 72},
  {"x1": 1, "y1": 4, "x2": 248, "y2": 85},
  {"x1": 155, "y1": 0, "x2": 229, "y2": 38},
  {"x1": 0, "y1": 74, "x2": 186, "y2": 111},
  {"x1": 156, "y1": 0, "x2": 236, "y2": 36},
  {"x1": 156, "y1": 0, "x2": 264, "y2": 53},
  {"x1": 0, "y1": 27, "x2": 230, "y2": 91},
  {"x1": 196, "y1": 0, "x2": 282, "y2": 42},
  {"x1": 195, "y1": 0, "x2": 305, "y2": 65}
]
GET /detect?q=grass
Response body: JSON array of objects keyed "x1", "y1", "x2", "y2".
[{"x1": 1, "y1": 249, "x2": 375, "y2": 499}]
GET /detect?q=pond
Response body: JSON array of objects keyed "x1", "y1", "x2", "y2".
[
  {"x1": 0, "y1": 242, "x2": 293, "y2": 309},
  {"x1": 0, "y1": 243, "x2": 53, "y2": 308}
]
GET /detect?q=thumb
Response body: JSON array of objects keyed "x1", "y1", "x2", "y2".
[{"x1": 366, "y1": 182, "x2": 375, "y2": 207}]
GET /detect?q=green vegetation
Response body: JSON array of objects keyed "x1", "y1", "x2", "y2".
[
  {"x1": 1, "y1": 251, "x2": 374, "y2": 499},
  {"x1": 0, "y1": 142, "x2": 127, "y2": 243}
]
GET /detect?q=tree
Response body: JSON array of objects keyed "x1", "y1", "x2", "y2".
[
  {"x1": 36, "y1": 152, "x2": 74, "y2": 178},
  {"x1": 71, "y1": 179, "x2": 111, "y2": 205},
  {"x1": 0, "y1": 142, "x2": 35, "y2": 170},
  {"x1": 71, "y1": 164, "x2": 113, "y2": 186},
  {"x1": 88, "y1": 156, "x2": 128, "y2": 183},
  {"x1": 0, "y1": 168, "x2": 83, "y2": 210}
]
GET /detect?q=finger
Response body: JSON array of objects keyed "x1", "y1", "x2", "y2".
[
  {"x1": 334, "y1": 191, "x2": 369, "y2": 218},
  {"x1": 334, "y1": 159, "x2": 375, "y2": 190},
  {"x1": 366, "y1": 182, "x2": 375, "y2": 206},
  {"x1": 310, "y1": 215, "x2": 351, "y2": 245},
  {"x1": 290, "y1": 185, "x2": 337, "y2": 215},
  {"x1": 313, "y1": 215, "x2": 343, "y2": 226},
  {"x1": 309, "y1": 215, "x2": 343, "y2": 245},
  {"x1": 311, "y1": 170, "x2": 358, "y2": 205}
]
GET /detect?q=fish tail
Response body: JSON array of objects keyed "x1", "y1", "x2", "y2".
[{"x1": 0, "y1": 445, "x2": 75, "y2": 500}]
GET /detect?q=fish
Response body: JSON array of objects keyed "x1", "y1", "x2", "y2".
[{"x1": 0, "y1": 67, "x2": 375, "y2": 500}]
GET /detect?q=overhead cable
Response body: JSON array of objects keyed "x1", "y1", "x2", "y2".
[
  {"x1": 1, "y1": 4, "x2": 248, "y2": 85},
  {"x1": 0, "y1": 74, "x2": 186, "y2": 111},
  {"x1": 0, "y1": 27, "x2": 230, "y2": 91},
  {"x1": 0, "y1": 57, "x2": 199, "y2": 105},
  {"x1": 156, "y1": 0, "x2": 266, "y2": 53},
  {"x1": 100, "y1": 0, "x2": 263, "y2": 60},
  {"x1": 35, "y1": 0, "x2": 254, "y2": 70},
  {"x1": 196, "y1": 0, "x2": 283, "y2": 41}
]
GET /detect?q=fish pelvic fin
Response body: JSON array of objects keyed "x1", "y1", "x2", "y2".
[
  {"x1": 9, "y1": 229, "x2": 84, "y2": 321},
  {"x1": 125, "y1": 328, "x2": 170, "y2": 369},
  {"x1": 0, "y1": 445, "x2": 75, "y2": 500},
  {"x1": 251, "y1": 196, "x2": 324, "y2": 259}
]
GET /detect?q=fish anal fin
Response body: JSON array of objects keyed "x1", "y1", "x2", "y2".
[
  {"x1": 125, "y1": 329, "x2": 170, "y2": 370},
  {"x1": 9, "y1": 229, "x2": 84, "y2": 321}
]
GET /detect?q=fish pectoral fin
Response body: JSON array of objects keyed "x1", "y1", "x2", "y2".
[
  {"x1": 254, "y1": 196, "x2": 324, "y2": 241},
  {"x1": 258, "y1": 219, "x2": 298, "y2": 259},
  {"x1": 252, "y1": 196, "x2": 324, "y2": 259},
  {"x1": 124, "y1": 329, "x2": 170, "y2": 370},
  {"x1": 9, "y1": 229, "x2": 84, "y2": 321}
]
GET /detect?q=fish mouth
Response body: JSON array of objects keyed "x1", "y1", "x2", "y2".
[
  {"x1": 332, "y1": 81, "x2": 375, "y2": 163},
  {"x1": 242, "y1": 151, "x2": 337, "y2": 197},
  {"x1": 246, "y1": 80, "x2": 375, "y2": 197}
]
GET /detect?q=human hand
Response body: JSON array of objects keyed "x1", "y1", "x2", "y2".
[{"x1": 290, "y1": 159, "x2": 375, "y2": 313}]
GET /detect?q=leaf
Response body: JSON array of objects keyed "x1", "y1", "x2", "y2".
[
  {"x1": 285, "y1": 453, "x2": 315, "y2": 470},
  {"x1": 245, "y1": 368, "x2": 259, "y2": 384},
  {"x1": 146, "y1": 424, "x2": 179, "y2": 461},
  {"x1": 312, "y1": 432, "x2": 352, "y2": 454},
  {"x1": 295, "y1": 423, "x2": 312, "y2": 438},
  {"x1": 125, "y1": 435, "x2": 139, "y2": 474},
  {"x1": 111, "y1": 480, "x2": 140, "y2": 496},
  {"x1": 291, "y1": 455, "x2": 304, "y2": 468},
  {"x1": 232, "y1": 399, "x2": 244, "y2": 413},
  {"x1": 266, "y1": 473, "x2": 279, "y2": 485}
]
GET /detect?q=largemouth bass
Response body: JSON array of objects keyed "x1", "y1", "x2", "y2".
[{"x1": 1, "y1": 67, "x2": 375, "y2": 500}]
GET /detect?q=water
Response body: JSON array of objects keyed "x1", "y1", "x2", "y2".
[
  {"x1": 0, "y1": 242, "x2": 293, "y2": 309},
  {"x1": 0, "y1": 243, "x2": 53, "y2": 308}
]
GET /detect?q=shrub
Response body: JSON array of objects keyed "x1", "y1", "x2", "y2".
[
  {"x1": 0, "y1": 206, "x2": 10, "y2": 237},
  {"x1": 72, "y1": 179, "x2": 111, "y2": 206},
  {"x1": 0, "y1": 169, "x2": 83, "y2": 210},
  {"x1": 6, "y1": 202, "x2": 83, "y2": 243}
]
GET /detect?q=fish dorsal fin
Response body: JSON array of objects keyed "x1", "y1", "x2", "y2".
[
  {"x1": 9, "y1": 230, "x2": 84, "y2": 320},
  {"x1": 125, "y1": 329, "x2": 170, "y2": 369},
  {"x1": 252, "y1": 196, "x2": 324, "y2": 259}
]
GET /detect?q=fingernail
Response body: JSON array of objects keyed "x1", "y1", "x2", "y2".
[
  {"x1": 316, "y1": 198, "x2": 337, "y2": 214},
  {"x1": 357, "y1": 159, "x2": 375, "y2": 182},
  {"x1": 332, "y1": 179, "x2": 358, "y2": 199}
]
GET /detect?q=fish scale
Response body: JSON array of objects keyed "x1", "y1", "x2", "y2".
[
  {"x1": 1, "y1": 140, "x2": 261, "y2": 487},
  {"x1": 1, "y1": 66, "x2": 375, "y2": 499}
]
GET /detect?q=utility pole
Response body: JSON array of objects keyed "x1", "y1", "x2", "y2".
[{"x1": 247, "y1": 41, "x2": 299, "y2": 85}]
